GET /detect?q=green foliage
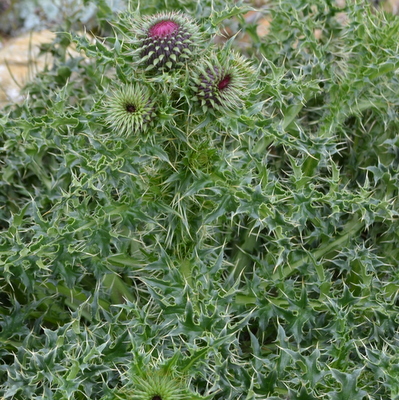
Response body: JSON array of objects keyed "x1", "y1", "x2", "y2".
[{"x1": 1, "y1": 0, "x2": 399, "y2": 399}]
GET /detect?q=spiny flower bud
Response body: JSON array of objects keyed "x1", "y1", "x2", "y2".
[
  {"x1": 131, "y1": 12, "x2": 202, "y2": 72},
  {"x1": 122, "y1": 372, "x2": 187, "y2": 400},
  {"x1": 105, "y1": 84, "x2": 156, "y2": 136},
  {"x1": 190, "y1": 51, "x2": 254, "y2": 114}
]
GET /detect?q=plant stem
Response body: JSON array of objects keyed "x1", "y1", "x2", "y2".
[{"x1": 271, "y1": 216, "x2": 364, "y2": 280}]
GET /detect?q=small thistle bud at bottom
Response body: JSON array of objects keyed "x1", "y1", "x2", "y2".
[
  {"x1": 127, "y1": 373, "x2": 187, "y2": 400},
  {"x1": 131, "y1": 11, "x2": 202, "y2": 71},
  {"x1": 190, "y1": 51, "x2": 254, "y2": 114},
  {"x1": 105, "y1": 84, "x2": 156, "y2": 136}
]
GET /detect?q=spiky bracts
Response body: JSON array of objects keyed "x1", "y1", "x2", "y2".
[
  {"x1": 130, "y1": 12, "x2": 202, "y2": 71},
  {"x1": 190, "y1": 51, "x2": 254, "y2": 114},
  {"x1": 105, "y1": 84, "x2": 156, "y2": 136},
  {"x1": 116, "y1": 371, "x2": 187, "y2": 400}
]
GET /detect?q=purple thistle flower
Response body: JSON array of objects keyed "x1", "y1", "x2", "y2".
[
  {"x1": 131, "y1": 12, "x2": 202, "y2": 72},
  {"x1": 191, "y1": 51, "x2": 254, "y2": 114}
]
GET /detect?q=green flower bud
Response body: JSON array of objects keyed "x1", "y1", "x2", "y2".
[
  {"x1": 130, "y1": 373, "x2": 186, "y2": 400},
  {"x1": 105, "y1": 84, "x2": 156, "y2": 136}
]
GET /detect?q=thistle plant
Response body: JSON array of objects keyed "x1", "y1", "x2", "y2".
[{"x1": 1, "y1": 1, "x2": 399, "y2": 400}]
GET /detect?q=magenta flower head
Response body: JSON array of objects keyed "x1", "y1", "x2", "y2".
[
  {"x1": 190, "y1": 51, "x2": 254, "y2": 114},
  {"x1": 131, "y1": 11, "x2": 202, "y2": 71}
]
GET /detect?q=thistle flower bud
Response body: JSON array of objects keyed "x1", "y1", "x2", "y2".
[
  {"x1": 190, "y1": 51, "x2": 254, "y2": 114},
  {"x1": 123, "y1": 372, "x2": 187, "y2": 400},
  {"x1": 105, "y1": 84, "x2": 156, "y2": 136},
  {"x1": 131, "y1": 12, "x2": 202, "y2": 71}
]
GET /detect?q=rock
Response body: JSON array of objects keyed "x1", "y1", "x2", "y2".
[
  {"x1": 0, "y1": 30, "x2": 55, "y2": 108},
  {"x1": 386, "y1": 0, "x2": 399, "y2": 13}
]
